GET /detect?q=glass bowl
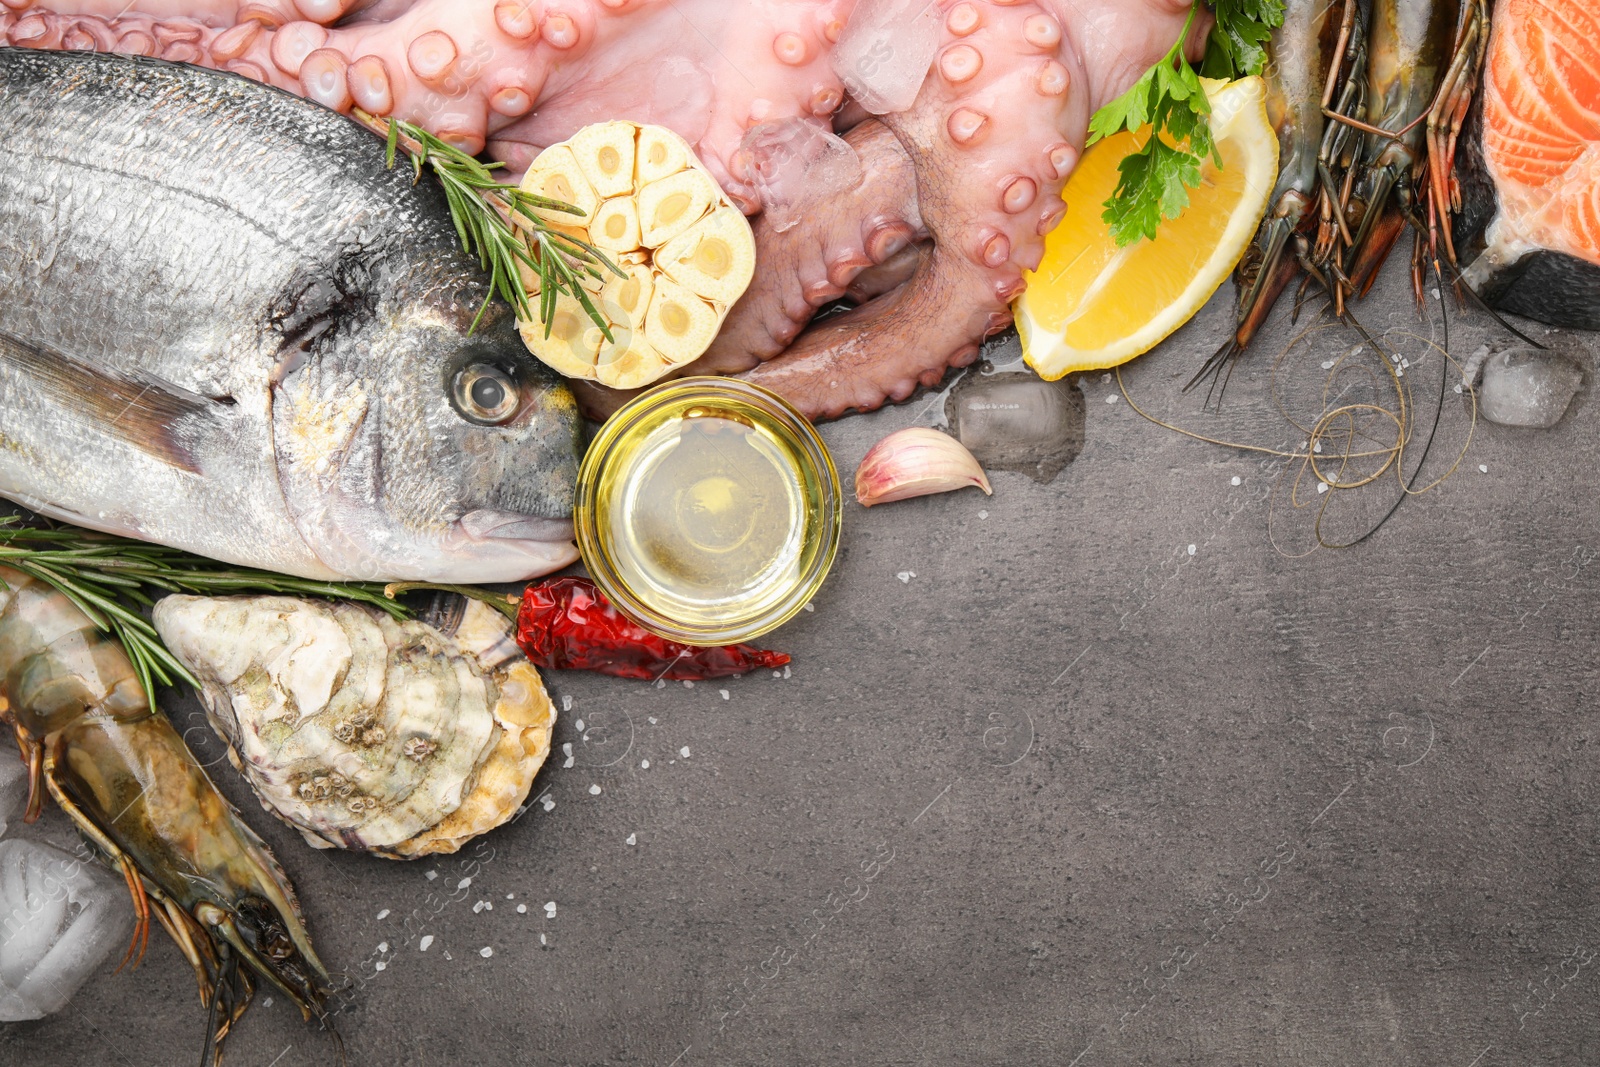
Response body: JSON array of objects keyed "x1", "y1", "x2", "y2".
[{"x1": 574, "y1": 377, "x2": 841, "y2": 646}]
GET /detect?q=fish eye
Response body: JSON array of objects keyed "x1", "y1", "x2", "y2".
[{"x1": 452, "y1": 363, "x2": 520, "y2": 424}]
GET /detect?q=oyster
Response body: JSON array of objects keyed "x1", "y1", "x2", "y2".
[{"x1": 152, "y1": 595, "x2": 555, "y2": 859}]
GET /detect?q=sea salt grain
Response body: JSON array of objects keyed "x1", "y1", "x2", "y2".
[
  {"x1": 683, "y1": 681, "x2": 694, "y2": 689},
  {"x1": 574, "y1": 719, "x2": 585, "y2": 732},
  {"x1": 640, "y1": 759, "x2": 650, "y2": 769},
  {"x1": 648, "y1": 717, "x2": 658, "y2": 724},
  {"x1": 680, "y1": 746, "x2": 691, "y2": 758},
  {"x1": 541, "y1": 796, "x2": 555, "y2": 811},
  {"x1": 480, "y1": 947, "x2": 493, "y2": 958},
  {"x1": 263, "y1": 997, "x2": 273, "y2": 1008},
  {"x1": 1480, "y1": 464, "x2": 1489, "y2": 473},
  {"x1": 457, "y1": 877, "x2": 472, "y2": 890},
  {"x1": 978, "y1": 510, "x2": 988, "y2": 519},
  {"x1": 656, "y1": 680, "x2": 666, "y2": 689},
  {"x1": 1321, "y1": 360, "x2": 1335, "y2": 370},
  {"x1": 896, "y1": 571, "x2": 914, "y2": 583},
  {"x1": 589, "y1": 784, "x2": 602, "y2": 795},
  {"x1": 561, "y1": 695, "x2": 572, "y2": 712},
  {"x1": 803, "y1": 602, "x2": 814, "y2": 612},
  {"x1": 377, "y1": 942, "x2": 388, "y2": 953},
  {"x1": 544, "y1": 902, "x2": 557, "y2": 918},
  {"x1": 425, "y1": 870, "x2": 438, "y2": 881},
  {"x1": 472, "y1": 901, "x2": 486, "y2": 913},
  {"x1": 1186, "y1": 544, "x2": 1196, "y2": 556},
  {"x1": 376, "y1": 909, "x2": 390, "y2": 920},
  {"x1": 1231, "y1": 476, "x2": 1241, "y2": 486},
  {"x1": 374, "y1": 961, "x2": 386, "y2": 972},
  {"x1": 1105, "y1": 394, "x2": 1119, "y2": 404},
  {"x1": 626, "y1": 833, "x2": 637, "y2": 846},
  {"x1": 516, "y1": 904, "x2": 527, "y2": 914},
  {"x1": 719, "y1": 690, "x2": 730, "y2": 701},
  {"x1": 420, "y1": 936, "x2": 434, "y2": 951}
]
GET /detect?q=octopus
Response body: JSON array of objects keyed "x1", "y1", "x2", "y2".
[{"x1": 0, "y1": 0, "x2": 1208, "y2": 420}]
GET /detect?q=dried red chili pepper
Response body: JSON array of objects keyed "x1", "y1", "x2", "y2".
[{"x1": 514, "y1": 577, "x2": 790, "y2": 680}]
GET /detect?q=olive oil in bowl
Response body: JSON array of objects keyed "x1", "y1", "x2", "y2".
[{"x1": 576, "y1": 379, "x2": 841, "y2": 646}]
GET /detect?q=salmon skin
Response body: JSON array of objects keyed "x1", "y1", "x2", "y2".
[
  {"x1": 0, "y1": 49, "x2": 584, "y2": 583},
  {"x1": 1457, "y1": 0, "x2": 1600, "y2": 329}
]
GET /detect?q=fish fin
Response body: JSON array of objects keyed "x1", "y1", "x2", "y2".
[{"x1": 0, "y1": 330, "x2": 223, "y2": 474}]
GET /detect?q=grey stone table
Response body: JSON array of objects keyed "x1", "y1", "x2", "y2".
[{"x1": 6, "y1": 266, "x2": 1599, "y2": 1067}]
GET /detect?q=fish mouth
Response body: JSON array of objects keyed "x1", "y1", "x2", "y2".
[
  {"x1": 457, "y1": 509, "x2": 576, "y2": 544},
  {"x1": 435, "y1": 509, "x2": 580, "y2": 583}
]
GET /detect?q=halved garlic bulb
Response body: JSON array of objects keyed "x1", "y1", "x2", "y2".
[{"x1": 516, "y1": 121, "x2": 757, "y2": 390}]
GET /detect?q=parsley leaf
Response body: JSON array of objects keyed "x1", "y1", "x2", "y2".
[
  {"x1": 1088, "y1": 0, "x2": 1285, "y2": 247},
  {"x1": 1202, "y1": 0, "x2": 1286, "y2": 80}
]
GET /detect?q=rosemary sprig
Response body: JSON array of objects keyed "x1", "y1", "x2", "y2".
[
  {"x1": 0, "y1": 518, "x2": 407, "y2": 704},
  {"x1": 357, "y1": 111, "x2": 623, "y2": 338}
]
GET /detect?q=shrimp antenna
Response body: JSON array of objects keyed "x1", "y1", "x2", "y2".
[
  {"x1": 199, "y1": 946, "x2": 239, "y2": 1067},
  {"x1": 1398, "y1": 207, "x2": 1546, "y2": 349}
]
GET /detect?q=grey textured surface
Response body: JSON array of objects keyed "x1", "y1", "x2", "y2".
[{"x1": 5, "y1": 264, "x2": 1600, "y2": 1067}]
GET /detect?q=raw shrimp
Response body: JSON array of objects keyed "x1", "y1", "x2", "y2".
[{"x1": 0, "y1": 565, "x2": 335, "y2": 1064}]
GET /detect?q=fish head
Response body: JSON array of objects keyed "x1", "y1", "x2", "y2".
[{"x1": 272, "y1": 307, "x2": 585, "y2": 583}]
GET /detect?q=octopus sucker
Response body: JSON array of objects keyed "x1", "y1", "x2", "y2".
[
  {"x1": 5, "y1": 0, "x2": 1208, "y2": 420},
  {"x1": 153, "y1": 595, "x2": 557, "y2": 860}
]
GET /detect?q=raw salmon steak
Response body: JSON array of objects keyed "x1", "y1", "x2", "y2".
[{"x1": 1460, "y1": 0, "x2": 1600, "y2": 328}]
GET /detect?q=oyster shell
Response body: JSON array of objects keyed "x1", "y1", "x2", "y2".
[{"x1": 152, "y1": 595, "x2": 555, "y2": 860}]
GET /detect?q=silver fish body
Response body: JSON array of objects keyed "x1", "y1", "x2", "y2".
[{"x1": 0, "y1": 49, "x2": 584, "y2": 582}]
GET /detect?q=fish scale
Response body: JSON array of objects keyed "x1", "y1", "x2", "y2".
[{"x1": 0, "y1": 48, "x2": 584, "y2": 582}]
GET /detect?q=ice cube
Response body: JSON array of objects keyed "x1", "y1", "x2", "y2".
[
  {"x1": 946, "y1": 372, "x2": 1085, "y2": 483},
  {"x1": 739, "y1": 120, "x2": 863, "y2": 233},
  {"x1": 0, "y1": 758, "x2": 28, "y2": 840},
  {"x1": 0, "y1": 839, "x2": 134, "y2": 1021},
  {"x1": 832, "y1": 0, "x2": 941, "y2": 114},
  {"x1": 1477, "y1": 348, "x2": 1584, "y2": 429}
]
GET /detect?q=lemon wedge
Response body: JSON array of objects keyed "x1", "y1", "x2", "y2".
[{"x1": 1018, "y1": 76, "x2": 1277, "y2": 379}]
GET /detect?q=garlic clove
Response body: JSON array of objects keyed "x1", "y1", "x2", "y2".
[
  {"x1": 635, "y1": 124, "x2": 691, "y2": 184},
  {"x1": 855, "y1": 428, "x2": 993, "y2": 507},
  {"x1": 521, "y1": 145, "x2": 599, "y2": 226},
  {"x1": 568, "y1": 120, "x2": 637, "y2": 199}
]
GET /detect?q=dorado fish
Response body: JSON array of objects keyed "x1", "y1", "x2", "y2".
[{"x1": 0, "y1": 48, "x2": 583, "y2": 583}]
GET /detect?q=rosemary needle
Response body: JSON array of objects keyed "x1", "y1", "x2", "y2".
[
  {"x1": 0, "y1": 517, "x2": 408, "y2": 704},
  {"x1": 358, "y1": 111, "x2": 624, "y2": 338}
]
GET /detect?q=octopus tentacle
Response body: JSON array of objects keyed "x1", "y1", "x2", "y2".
[
  {"x1": 691, "y1": 119, "x2": 925, "y2": 375},
  {"x1": 734, "y1": 0, "x2": 1089, "y2": 419},
  {"x1": 730, "y1": 0, "x2": 1208, "y2": 420},
  {"x1": 844, "y1": 237, "x2": 927, "y2": 303},
  {"x1": 739, "y1": 241, "x2": 999, "y2": 418},
  {"x1": 6, "y1": 0, "x2": 859, "y2": 196},
  {"x1": 480, "y1": 0, "x2": 858, "y2": 204},
  {"x1": 0, "y1": 1, "x2": 351, "y2": 29}
]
